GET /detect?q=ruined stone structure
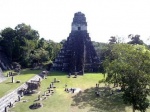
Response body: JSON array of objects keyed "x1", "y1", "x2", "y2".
[
  {"x1": 53, "y1": 12, "x2": 100, "y2": 75},
  {"x1": 0, "y1": 75, "x2": 42, "y2": 112}
]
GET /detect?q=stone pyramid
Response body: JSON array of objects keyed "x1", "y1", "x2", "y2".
[{"x1": 52, "y1": 12, "x2": 100, "y2": 75}]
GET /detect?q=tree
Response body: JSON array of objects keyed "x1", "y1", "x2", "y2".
[
  {"x1": 14, "y1": 23, "x2": 39, "y2": 66},
  {"x1": 103, "y1": 44, "x2": 150, "y2": 112},
  {"x1": 109, "y1": 36, "x2": 117, "y2": 44},
  {"x1": 0, "y1": 23, "x2": 63, "y2": 68},
  {"x1": 29, "y1": 48, "x2": 49, "y2": 68},
  {"x1": 38, "y1": 38, "x2": 47, "y2": 49},
  {"x1": 49, "y1": 41, "x2": 62, "y2": 60},
  {"x1": 92, "y1": 41, "x2": 110, "y2": 72},
  {"x1": 109, "y1": 36, "x2": 125, "y2": 44},
  {"x1": 128, "y1": 34, "x2": 144, "y2": 45},
  {"x1": 45, "y1": 41, "x2": 53, "y2": 60},
  {"x1": 15, "y1": 23, "x2": 39, "y2": 40},
  {"x1": 0, "y1": 27, "x2": 16, "y2": 61}
]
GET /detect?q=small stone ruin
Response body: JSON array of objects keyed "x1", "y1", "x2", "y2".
[
  {"x1": 40, "y1": 70, "x2": 48, "y2": 79},
  {"x1": 25, "y1": 80, "x2": 41, "y2": 94}
]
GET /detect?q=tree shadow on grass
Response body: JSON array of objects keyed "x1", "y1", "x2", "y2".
[
  {"x1": 48, "y1": 71, "x2": 68, "y2": 76},
  {"x1": 71, "y1": 87, "x2": 128, "y2": 112},
  {"x1": 20, "y1": 69, "x2": 42, "y2": 75}
]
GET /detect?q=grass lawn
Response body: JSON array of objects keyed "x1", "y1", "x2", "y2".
[
  {"x1": 9, "y1": 71, "x2": 150, "y2": 112},
  {"x1": 0, "y1": 69, "x2": 42, "y2": 98}
]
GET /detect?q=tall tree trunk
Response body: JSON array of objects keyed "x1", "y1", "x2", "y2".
[{"x1": 133, "y1": 105, "x2": 135, "y2": 112}]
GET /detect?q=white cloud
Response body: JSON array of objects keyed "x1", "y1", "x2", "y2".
[{"x1": 0, "y1": 0, "x2": 150, "y2": 43}]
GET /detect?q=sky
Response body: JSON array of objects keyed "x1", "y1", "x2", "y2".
[{"x1": 0, "y1": 0, "x2": 150, "y2": 44}]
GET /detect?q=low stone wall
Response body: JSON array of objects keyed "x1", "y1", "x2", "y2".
[{"x1": 0, "y1": 75, "x2": 42, "y2": 112}]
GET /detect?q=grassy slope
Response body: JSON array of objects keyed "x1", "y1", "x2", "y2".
[
  {"x1": 11, "y1": 72, "x2": 104, "y2": 112},
  {"x1": 9, "y1": 71, "x2": 150, "y2": 112},
  {"x1": 0, "y1": 69, "x2": 41, "y2": 98}
]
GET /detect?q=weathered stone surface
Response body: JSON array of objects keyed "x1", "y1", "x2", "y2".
[
  {"x1": 0, "y1": 48, "x2": 12, "y2": 71},
  {"x1": 0, "y1": 67, "x2": 6, "y2": 83},
  {"x1": 53, "y1": 12, "x2": 100, "y2": 74},
  {"x1": 0, "y1": 75, "x2": 43, "y2": 112},
  {"x1": 71, "y1": 12, "x2": 87, "y2": 31}
]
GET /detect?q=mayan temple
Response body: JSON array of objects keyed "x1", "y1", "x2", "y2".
[{"x1": 52, "y1": 12, "x2": 100, "y2": 75}]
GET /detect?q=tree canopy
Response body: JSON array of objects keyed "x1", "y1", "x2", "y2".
[
  {"x1": 128, "y1": 34, "x2": 144, "y2": 45},
  {"x1": 103, "y1": 44, "x2": 150, "y2": 112},
  {"x1": 0, "y1": 23, "x2": 62, "y2": 68}
]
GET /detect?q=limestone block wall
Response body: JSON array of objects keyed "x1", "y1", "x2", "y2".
[
  {"x1": 0, "y1": 75, "x2": 42, "y2": 112},
  {"x1": 72, "y1": 24, "x2": 87, "y2": 31}
]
